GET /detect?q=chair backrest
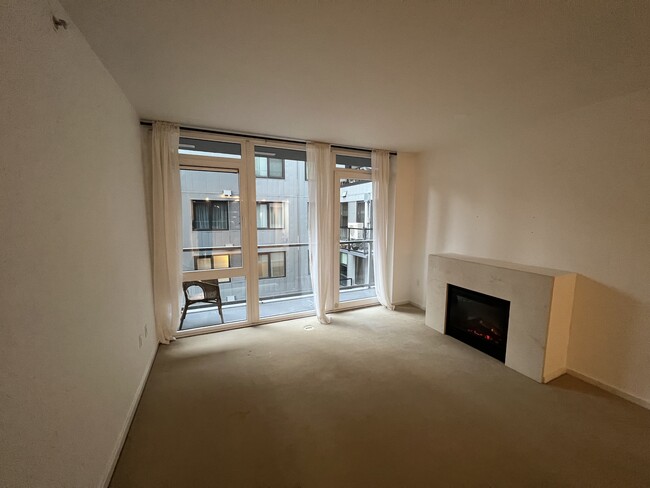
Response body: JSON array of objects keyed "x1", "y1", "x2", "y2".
[
  {"x1": 183, "y1": 281, "x2": 205, "y2": 301},
  {"x1": 183, "y1": 281, "x2": 220, "y2": 301}
]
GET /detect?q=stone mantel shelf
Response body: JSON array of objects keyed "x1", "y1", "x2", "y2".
[
  {"x1": 426, "y1": 254, "x2": 577, "y2": 383},
  {"x1": 435, "y1": 253, "x2": 572, "y2": 277}
]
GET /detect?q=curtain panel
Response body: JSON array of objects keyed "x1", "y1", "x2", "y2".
[
  {"x1": 151, "y1": 121, "x2": 182, "y2": 343},
  {"x1": 372, "y1": 149, "x2": 394, "y2": 310},
  {"x1": 307, "y1": 142, "x2": 334, "y2": 324}
]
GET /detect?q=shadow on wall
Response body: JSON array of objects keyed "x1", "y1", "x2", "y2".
[
  {"x1": 140, "y1": 126, "x2": 154, "y2": 269},
  {"x1": 568, "y1": 274, "x2": 649, "y2": 401}
]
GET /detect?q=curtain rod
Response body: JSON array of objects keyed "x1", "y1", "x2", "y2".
[{"x1": 139, "y1": 120, "x2": 397, "y2": 155}]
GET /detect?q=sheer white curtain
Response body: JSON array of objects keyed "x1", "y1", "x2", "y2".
[
  {"x1": 151, "y1": 122, "x2": 182, "y2": 343},
  {"x1": 307, "y1": 142, "x2": 333, "y2": 324},
  {"x1": 372, "y1": 150, "x2": 394, "y2": 310}
]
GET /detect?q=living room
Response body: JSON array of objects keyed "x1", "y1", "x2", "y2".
[{"x1": 1, "y1": 1, "x2": 649, "y2": 486}]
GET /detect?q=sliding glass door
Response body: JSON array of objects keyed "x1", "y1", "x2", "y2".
[
  {"x1": 177, "y1": 134, "x2": 317, "y2": 333},
  {"x1": 333, "y1": 150, "x2": 378, "y2": 308}
]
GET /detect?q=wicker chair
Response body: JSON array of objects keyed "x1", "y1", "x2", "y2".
[{"x1": 180, "y1": 281, "x2": 224, "y2": 328}]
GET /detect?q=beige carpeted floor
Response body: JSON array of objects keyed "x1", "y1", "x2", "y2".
[{"x1": 111, "y1": 305, "x2": 650, "y2": 487}]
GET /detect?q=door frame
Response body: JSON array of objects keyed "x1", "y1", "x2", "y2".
[{"x1": 176, "y1": 131, "x2": 258, "y2": 336}]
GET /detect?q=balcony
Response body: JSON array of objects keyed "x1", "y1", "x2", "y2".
[
  {"x1": 179, "y1": 235, "x2": 377, "y2": 331},
  {"x1": 179, "y1": 287, "x2": 376, "y2": 330}
]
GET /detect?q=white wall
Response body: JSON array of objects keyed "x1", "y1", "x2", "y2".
[
  {"x1": 410, "y1": 88, "x2": 650, "y2": 405},
  {"x1": 0, "y1": 1, "x2": 157, "y2": 486}
]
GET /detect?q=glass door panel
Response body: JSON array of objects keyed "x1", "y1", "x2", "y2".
[
  {"x1": 179, "y1": 168, "x2": 247, "y2": 329},
  {"x1": 338, "y1": 176, "x2": 376, "y2": 303},
  {"x1": 254, "y1": 145, "x2": 314, "y2": 318}
]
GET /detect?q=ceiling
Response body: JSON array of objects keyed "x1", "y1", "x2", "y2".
[{"x1": 61, "y1": 0, "x2": 650, "y2": 152}]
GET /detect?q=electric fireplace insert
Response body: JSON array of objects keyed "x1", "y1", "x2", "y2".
[{"x1": 445, "y1": 284, "x2": 511, "y2": 362}]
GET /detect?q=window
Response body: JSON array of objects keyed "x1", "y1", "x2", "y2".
[
  {"x1": 255, "y1": 156, "x2": 285, "y2": 179},
  {"x1": 258, "y1": 252, "x2": 286, "y2": 279},
  {"x1": 340, "y1": 252, "x2": 349, "y2": 286},
  {"x1": 340, "y1": 202, "x2": 349, "y2": 228},
  {"x1": 335, "y1": 154, "x2": 371, "y2": 171},
  {"x1": 193, "y1": 254, "x2": 233, "y2": 283},
  {"x1": 193, "y1": 254, "x2": 231, "y2": 270},
  {"x1": 194, "y1": 255, "x2": 212, "y2": 271},
  {"x1": 355, "y1": 255, "x2": 367, "y2": 285},
  {"x1": 356, "y1": 201, "x2": 365, "y2": 225},
  {"x1": 257, "y1": 202, "x2": 284, "y2": 229},
  {"x1": 192, "y1": 200, "x2": 229, "y2": 230},
  {"x1": 179, "y1": 137, "x2": 241, "y2": 159}
]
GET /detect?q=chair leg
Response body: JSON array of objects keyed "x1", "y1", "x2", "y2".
[
  {"x1": 217, "y1": 301, "x2": 224, "y2": 324},
  {"x1": 179, "y1": 303, "x2": 189, "y2": 329}
]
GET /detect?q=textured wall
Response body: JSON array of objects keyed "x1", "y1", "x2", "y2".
[{"x1": 0, "y1": 1, "x2": 157, "y2": 485}]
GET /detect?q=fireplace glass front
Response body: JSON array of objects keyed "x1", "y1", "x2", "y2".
[{"x1": 445, "y1": 284, "x2": 510, "y2": 362}]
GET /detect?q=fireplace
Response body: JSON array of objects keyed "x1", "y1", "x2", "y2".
[
  {"x1": 445, "y1": 284, "x2": 511, "y2": 362},
  {"x1": 428, "y1": 254, "x2": 576, "y2": 382}
]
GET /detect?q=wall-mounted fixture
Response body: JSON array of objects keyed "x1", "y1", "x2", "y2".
[{"x1": 52, "y1": 16, "x2": 68, "y2": 31}]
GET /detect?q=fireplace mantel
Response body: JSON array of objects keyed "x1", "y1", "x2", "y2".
[{"x1": 426, "y1": 254, "x2": 577, "y2": 383}]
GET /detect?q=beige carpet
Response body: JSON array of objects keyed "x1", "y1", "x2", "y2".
[{"x1": 111, "y1": 306, "x2": 650, "y2": 487}]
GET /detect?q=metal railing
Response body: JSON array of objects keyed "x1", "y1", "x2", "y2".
[
  {"x1": 339, "y1": 227, "x2": 373, "y2": 242},
  {"x1": 182, "y1": 240, "x2": 375, "y2": 291}
]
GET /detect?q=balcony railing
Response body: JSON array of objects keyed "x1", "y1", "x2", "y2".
[
  {"x1": 339, "y1": 238, "x2": 372, "y2": 256},
  {"x1": 339, "y1": 226, "x2": 373, "y2": 242},
  {"x1": 182, "y1": 239, "x2": 375, "y2": 293},
  {"x1": 179, "y1": 240, "x2": 376, "y2": 329}
]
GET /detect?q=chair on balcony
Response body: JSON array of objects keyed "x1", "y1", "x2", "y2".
[{"x1": 180, "y1": 281, "x2": 224, "y2": 329}]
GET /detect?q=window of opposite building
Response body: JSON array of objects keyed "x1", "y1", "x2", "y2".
[
  {"x1": 340, "y1": 202, "x2": 349, "y2": 228},
  {"x1": 258, "y1": 252, "x2": 286, "y2": 279},
  {"x1": 194, "y1": 254, "x2": 231, "y2": 270},
  {"x1": 356, "y1": 201, "x2": 365, "y2": 224},
  {"x1": 255, "y1": 156, "x2": 285, "y2": 179},
  {"x1": 193, "y1": 254, "x2": 233, "y2": 283},
  {"x1": 192, "y1": 200, "x2": 229, "y2": 230},
  {"x1": 340, "y1": 252, "x2": 349, "y2": 285},
  {"x1": 257, "y1": 202, "x2": 284, "y2": 229}
]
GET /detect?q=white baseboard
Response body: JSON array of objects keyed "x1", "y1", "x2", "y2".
[
  {"x1": 566, "y1": 368, "x2": 650, "y2": 410},
  {"x1": 397, "y1": 300, "x2": 425, "y2": 310},
  {"x1": 102, "y1": 343, "x2": 159, "y2": 487}
]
